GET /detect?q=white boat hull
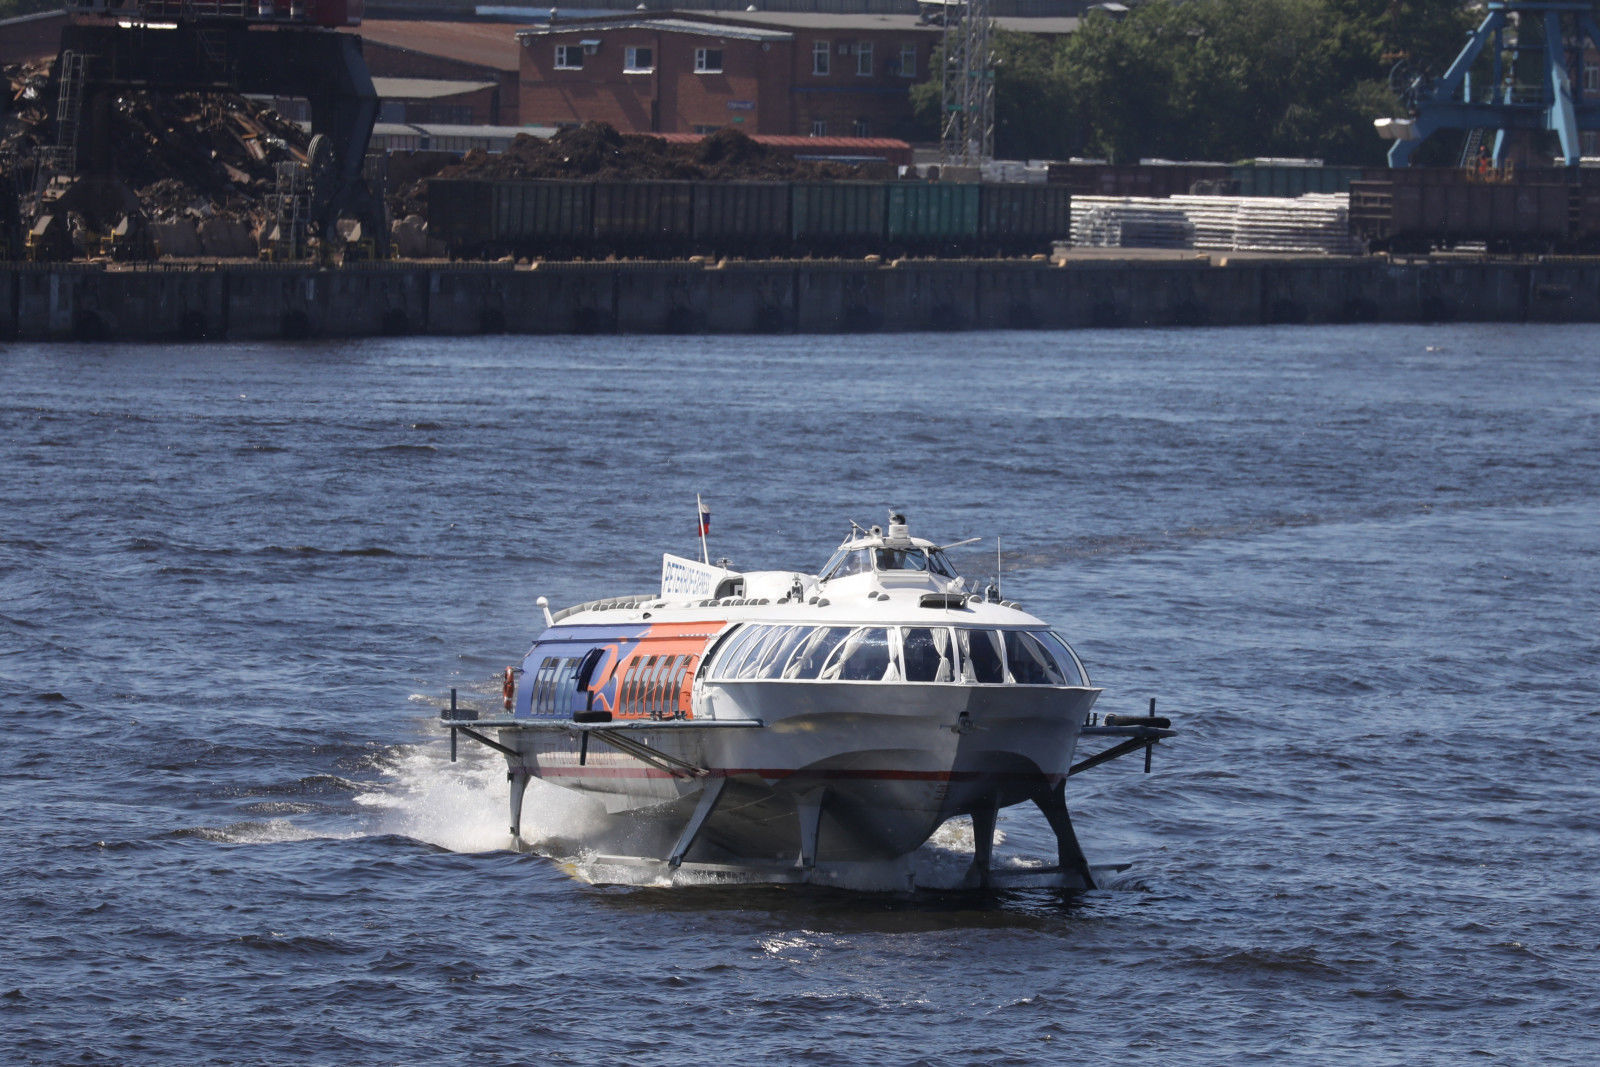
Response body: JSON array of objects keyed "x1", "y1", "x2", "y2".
[{"x1": 497, "y1": 681, "x2": 1099, "y2": 865}]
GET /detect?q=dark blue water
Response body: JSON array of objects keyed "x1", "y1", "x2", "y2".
[{"x1": 3, "y1": 326, "x2": 1597, "y2": 1064}]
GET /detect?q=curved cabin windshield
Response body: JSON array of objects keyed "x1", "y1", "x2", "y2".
[
  {"x1": 707, "y1": 624, "x2": 1086, "y2": 686},
  {"x1": 820, "y1": 545, "x2": 956, "y2": 580}
]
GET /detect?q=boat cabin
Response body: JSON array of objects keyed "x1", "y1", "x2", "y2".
[{"x1": 817, "y1": 514, "x2": 965, "y2": 592}]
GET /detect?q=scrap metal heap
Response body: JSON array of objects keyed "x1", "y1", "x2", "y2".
[
  {"x1": 4, "y1": 60, "x2": 312, "y2": 259},
  {"x1": 7, "y1": 0, "x2": 386, "y2": 259}
]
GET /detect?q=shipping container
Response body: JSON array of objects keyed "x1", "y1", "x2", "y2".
[
  {"x1": 691, "y1": 182, "x2": 790, "y2": 254},
  {"x1": 886, "y1": 183, "x2": 980, "y2": 250},
  {"x1": 979, "y1": 184, "x2": 1073, "y2": 253},
  {"x1": 791, "y1": 183, "x2": 888, "y2": 254},
  {"x1": 593, "y1": 182, "x2": 694, "y2": 253}
]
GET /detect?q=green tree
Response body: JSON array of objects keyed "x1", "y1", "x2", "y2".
[
  {"x1": 911, "y1": 30, "x2": 1088, "y2": 159},
  {"x1": 931, "y1": 0, "x2": 1479, "y2": 164}
]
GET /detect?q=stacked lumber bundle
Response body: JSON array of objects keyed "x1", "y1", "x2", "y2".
[
  {"x1": 1072, "y1": 193, "x2": 1362, "y2": 254},
  {"x1": 1071, "y1": 197, "x2": 1196, "y2": 249}
]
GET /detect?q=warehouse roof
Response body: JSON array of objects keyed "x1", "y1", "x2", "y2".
[
  {"x1": 347, "y1": 19, "x2": 523, "y2": 71},
  {"x1": 373, "y1": 77, "x2": 499, "y2": 99},
  {"x1": 517, "y1": 17, "x2": 793, "y2": 42},
  {"x1": 692, "y1": 11, "x2": 1080, "y2": 34}
]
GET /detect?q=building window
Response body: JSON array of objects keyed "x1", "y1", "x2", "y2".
[
  {"x1": 625, "y1": 46, "x2": 654, "y2": 73},
  {"x1": 813, "y1": 41, "x2": 830, "y2": 76},
  {"x1": 853, "y1": 118, "x2": 870, "y2": 137},
  {"x1": 1586, "y1": 59, "x2": 1600, "y2": 94},
  {"x1": 695, "y1": 47, "x2": 723, "y2": 73},
  {"x1": 693, "y1": 124, "x2": 724, "y2": 134},
  {"x1": 898, "y1": 43, "x2": 917, "y2": 78},
  {"x1": 555, "y1": 45, "x2": 583, "y2": 70},
  {"x1": 856, "y1": 42, "x2": 873, "y2": 76},
  {"x1": 811, "y1": 118, "x2": 827, "y2": 137}
]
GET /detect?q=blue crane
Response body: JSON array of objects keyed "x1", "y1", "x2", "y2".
[{"x1": 1385, "y1": 0, "x2": 1600, "y2": 167}]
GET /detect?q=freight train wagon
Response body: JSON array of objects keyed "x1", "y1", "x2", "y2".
[
  {"x1": 1350, "y1": 172, "x2": 1600, "y2": 254},
  {"x1": 425, "y1": 179, "x2": 1073, "y2": 259}
]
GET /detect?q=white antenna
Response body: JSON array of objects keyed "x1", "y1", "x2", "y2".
[
  {"x1": 996, "y1": 535, "x2": 1002, "y2": 600},
  {"x1": 697, "y1": 494, "x2": 710, "y2": 566}
]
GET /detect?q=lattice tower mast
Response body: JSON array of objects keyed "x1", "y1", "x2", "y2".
[{"x1": 940, "y1": 0, "x2": 995, "y2": 166}]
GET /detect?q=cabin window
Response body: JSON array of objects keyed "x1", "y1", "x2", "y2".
[
  {"x1": 784, "y1": 626, "x2": 854, "y2": 678},
  {"x1": 1004, "y1": 630, "x2": 1067, "y2": 685},
  {"x1": 901, "y1": 627, "x2": 954, "y2": 682},
  {"x1": 820, "y1": 546, "x2": 956, "y2": 580},
  {"x1": 873, "y1": 547, "x2": 956, "y2": 576},
  {"x1": 819, "y1": 627, "x2": 892, "y2": 681},
  {"x1": 708, "y1": 623, "x2": 767, "y2": 678},
  {"x1": 820, "y1": 548, "x2": 870, "y2": 579},
  {"x1": 731, "y1": 626, "x2": 785, "y2": 679},
  {"x1": 619, "y1": 655, "x2": 643, "y2": 711},
  {"x1": 733, "y1": 626, "x2": 791, "y2": 679},
  {"x1": 1040, "y1": 631, "x2": 1087, "y2": 686},
  {"x1": 752, "y1": 627, "x2": 814, "y2": 679},
  {"x1": 611, "y1": 652, "x2": 691, "y2": 719},
  {"x1": 530, "y1": 655, "x2": 581, "y2": 715},
  {"x1": 648, "y1": 655, "x2": 679, "y2": 718},
  {"x1": 958, "y1": 629, "x2": 1005, "y2": 683},
  {"x1": 641, "y1": 655, "x2": 663, "y2": 716}
]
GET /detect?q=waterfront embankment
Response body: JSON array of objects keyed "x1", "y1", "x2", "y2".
[{"x1": 6, "y1": 253, "x2": 1600, "y2": 341}]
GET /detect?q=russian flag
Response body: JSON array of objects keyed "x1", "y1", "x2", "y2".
[{"x1": 697, "y1": 498, "x2": 711, "y2": 537}]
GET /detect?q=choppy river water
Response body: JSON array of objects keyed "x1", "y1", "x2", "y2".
[{"x1": 3, "y1": 325, "x2": 1598, "y2": 1064}]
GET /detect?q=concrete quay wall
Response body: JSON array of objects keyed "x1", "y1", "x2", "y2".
[{"x1": 5, "y1": 257, "x2": 1600, "y2": 342}]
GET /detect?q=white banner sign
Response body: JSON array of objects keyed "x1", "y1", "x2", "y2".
[{"x1": 660, "y1": 553, "x2": 731, "y2": 598}]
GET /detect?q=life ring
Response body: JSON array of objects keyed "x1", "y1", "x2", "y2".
[{"x1": 502, "y1": 666, "x2": 516, "y2": 710}]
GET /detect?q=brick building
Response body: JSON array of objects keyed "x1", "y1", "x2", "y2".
[{"x1": 516, "y1": 11, "x2": 951, "y2": 139}]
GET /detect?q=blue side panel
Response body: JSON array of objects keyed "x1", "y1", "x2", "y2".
[{"x1": 517, "y1": 623, "x2": 651, "y2": 718}]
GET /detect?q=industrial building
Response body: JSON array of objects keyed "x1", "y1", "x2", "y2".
[{"x1": 515, "y1": 10, "x2": 1077, "y2": 139}]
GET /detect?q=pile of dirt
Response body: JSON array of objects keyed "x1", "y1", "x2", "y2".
[
  {"x1": 391, "y1": 123, "x2": 865, "y2": 218},
  {"x1": 435, "y1": 122, "x2": 857, "y2": 180}
]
